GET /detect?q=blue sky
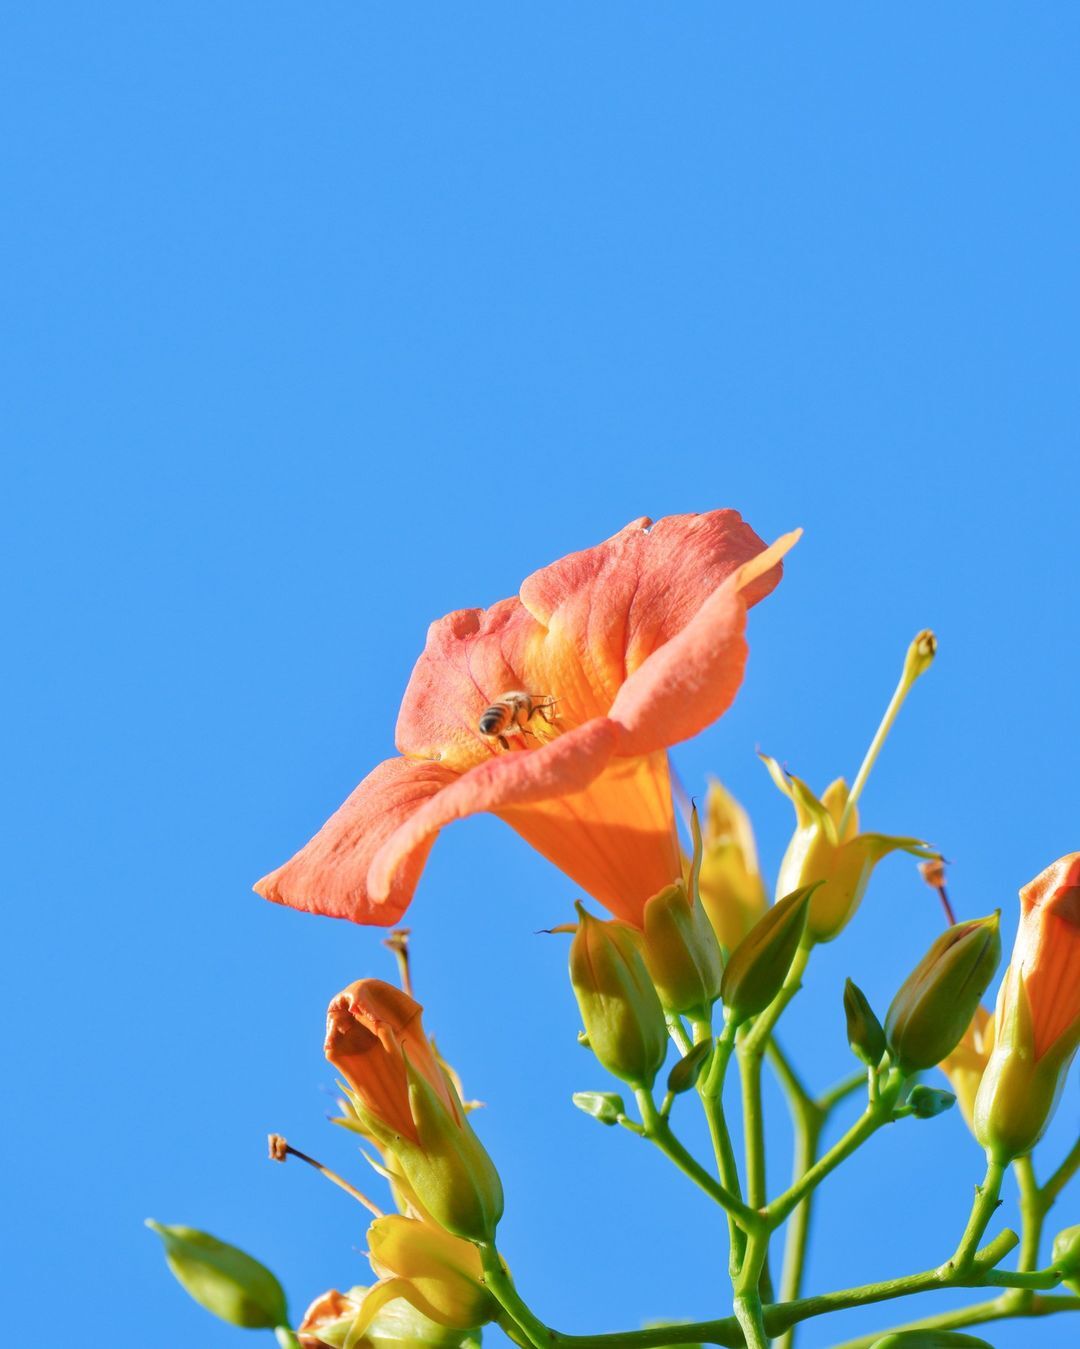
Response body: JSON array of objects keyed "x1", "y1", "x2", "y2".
[{"x1": 3, "y1": 5, "x2": 1079, "y2": 1346}]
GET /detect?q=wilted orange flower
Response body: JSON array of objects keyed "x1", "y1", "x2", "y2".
[
  {"x1": 298, "y1": 1289, "x2": 356, "y2": 1347},
  {"x1": 975, "y1": 852, "x2": 1080, "y2": 1159},
  {"x1": 256, "y1": 511, "x2": 796, "y2": 927},
  {"x1": 325, "y1": 980, "x2": 458, "y2": 1144}
]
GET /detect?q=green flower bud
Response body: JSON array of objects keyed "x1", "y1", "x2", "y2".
[
  {"x1": 666, "y1": 1039, "x2": 713, "y2": 1096},
  {"x1": 720, "y1": 885, "x2": 815, "y2": 1024},
  {"x1": 145, "y1": 1221, "x2": 288, "y2": 1329},
  {"x1": 885, "y1": 914, "x2": 1002, "y2": 1075},
  {"x1": 571, "y1": 1091, "x2": 626, "y2": 1125},
  {"x1": 569, "y1": 904, "x2": 668, "y2": 1089},
  {"x1": 843, "y1": 978, "x2": 886, "y2": 1068},
  {"x1": 642, "y1": 879, "x2": 724, "y2": 1017},
  {"x1": 905, "y1": 1085, "x2": 956, "y2": 1119},
  {"x1": 1052, "y1": 1224, "x2": 1080, "y2": 1293}
]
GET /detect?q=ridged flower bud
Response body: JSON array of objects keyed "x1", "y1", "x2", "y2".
[
  {"x1": 697, "y1": 779, "x2": 768, "y2": 951},
  {"x1": 642, "y1": 877, "x2": 723, "y2": 1017},
  {"x1": 325, "y1": 980, "x2": 503, "y2": 1243},
  {"x1": 761, "y1": 756, "x2": 935, "y2": 943},
  {"x1": 145, "y1": 1221, "x2": 288, "y2": 1330},
  {"x1": 720, "y1": 884, "x2": 814, "y2": 1024},
  {"x1": 885, "y1": 915, "x2": 1001, "y2": 1075},
  {"x1": 569, "y1": 903, "x2": 667, "y2": 1089},
  {"x1": 1052, "y1": 1225, "x2": 1080, "y2": 1294},
  {"x1": 975, "y1": 854, "x2": 1080, "y2": 1161}
]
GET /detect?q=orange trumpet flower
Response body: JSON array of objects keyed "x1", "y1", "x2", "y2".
[
  {"x1": 975, "y1": 852, "x2": 1080, "y2": 1160},
  {"x1": 256, "y1": 511, "x2": 796, "y2": 927}
]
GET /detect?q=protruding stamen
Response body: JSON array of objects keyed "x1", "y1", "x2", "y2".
[
  {"x1": 267, "y1": 1134, "x2": 384, "y2": 1216},
  {"x1": 382, "y1": 927, "x2": 413, "y2": 997}
]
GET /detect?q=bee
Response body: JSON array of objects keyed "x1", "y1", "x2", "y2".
[{"x1": 477, "y1": 691, "x2": 558, "y2": 750}]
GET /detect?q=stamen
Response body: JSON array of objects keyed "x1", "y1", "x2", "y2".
[
  {"x1": 839, "y1": 630, "x2": 937, "y2": 835},
  {"x1": 382, "y1": 927, "x2": 413, "y2": 997},
  {"x1": 267, "y1": 1134, "x2": 384, "y2": 1216},
  {"x1": 919, "y1": 858, "x2": 957, "y2": 926}
]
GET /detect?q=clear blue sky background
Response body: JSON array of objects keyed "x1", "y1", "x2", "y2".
[{"x1": 3, "y1": 6, "x2": 1079, "y2": 1347}]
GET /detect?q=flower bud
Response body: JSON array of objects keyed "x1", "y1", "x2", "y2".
[
  {"x1": 843, "y1": 978, "x2": 886, "y2": 1068},
  {"x1": 364, "y1": 1215, "x2": 495, "y2": 1330},
  {"x1": 325, "y1": 980, "x2": 503, "y2": 1243},
  {"x1": 720, "y1": 884, "x2": 814, "y2": 1024},
  {"x1": 145, "y1": 1221, "x2": 288, "y2": 1329},
  {"x1": 298, "y1": 1285, "x2": 465, "y2": 1349},
  {"x1": 1051, "y1": 1225, "x2": 1080, "y2": 1293},
  {"x1": 642, "y1": 878, "x2": 723, "y2": 1016},
  {"x1": 697, "y1": 779, "x2": 768, "y2": 951},
  {"x1": 885, "y1": 915, "x2": 1001, "y2": 1075},
  {"x1": 571, "y1": 1090, "x2": 626, "y2": 1125},
  {"x1": 569, "y1": 904, "x2": 668, "y2": 1089},
  {"x1": 761, "y1": 756, "x2": 934, "y2": 943},
  {"x1": 975, "y1": 854, "x2": 1080, "y2": 1161},
  {"x1": 905, "y1": 1085, "x2": 956, "y2": 1119}
]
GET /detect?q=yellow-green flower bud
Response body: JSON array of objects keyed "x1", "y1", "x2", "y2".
[
  {"x1": 569, "y1": 903, "x2": 667, "y2": 1089},
  {"x1": 843, "y1": 978, "x2": 886, "y2": 1068},
  {"x1": 364, "y1": 1215, "x2": 496, "y2": 1330},
  {"x1": 697, "y1": 779, "x2": 768, "y2": 951},
  {"x1": 642, "y1": 878, "x2": 724, "y2": 1016},
  {"x1": 145, "y1": 1221, "x2": 288, "y2": 1330},
  {"x1": 885, "y1": 915, "x2": 1001, "y2": 1075},
  {"x1": 1051, "y1": 1225, "x2": 1080, "y2": 1294},
  {"x1": 720, "y1": 885, "x2": 814, "y2": 1024}
]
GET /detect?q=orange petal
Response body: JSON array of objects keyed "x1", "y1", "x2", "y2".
[
  {"x1": 609, "y1": 532, "x2": 799, "y2": 758},
  {"x1": 369, "y1": 718, "x2": 620, "y2": 902},
  {"x1": 1016, "y1": 852, "x2": 1080, "y2": 1059},
  {"x1": 497, "y1": 750, "x2": 680, "y2": 925},
  {"x1": 254, "y1": 757, "x2": 458, "y2": 926}
]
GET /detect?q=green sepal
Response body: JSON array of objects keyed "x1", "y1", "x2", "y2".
[
  {"x1": 666, "y1": 1039, "x2": 713, "y2": 1095},
  {"x1": 843, "y1": 978, "x2": 886, "y2": 1068},
  {"x1": 571, "y1": 1091, "x2": 626, "y2": 1125},
  {"x1": 145, "y1": 1220, "x2": 288, "y2": 1329}
]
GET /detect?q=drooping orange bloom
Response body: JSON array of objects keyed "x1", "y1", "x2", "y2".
[
  {"x1": 325, "y1": 980, "x2": 460, "y2": 1144},
  {"x1": 256, "y1": 511, "x2": 796, "y2": 927},
  {"x1": 975, "y1": 853, "x2": 1080, "y2": 1159}
]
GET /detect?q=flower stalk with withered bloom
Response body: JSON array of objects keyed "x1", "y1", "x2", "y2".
[
  {"x1": 256, "y1": 511, "x2": 797, "y2": 929},
  {"x1": 975, "y1": 853, "x2": 1080, "y2": 1161},
  {"x1": 324, "y1": 979, "x2": 503, "y2": 1242}
]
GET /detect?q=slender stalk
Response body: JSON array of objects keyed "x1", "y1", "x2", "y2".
[
  {"x1": 946, "y1": 1155, "x2": 1006, "y2": 1274},
  {"x1": 838, "y1": 630, "x2": 935, "y2": 836},
  {"x1": 692, "y1": 1017, "x2": 746, "y2": 1272},
  {"x1": 773, "y1": 1104, "x2": 822, "y2": 1349},
  {"x1": 1043, "y1": 1134, "x2": 1080, "y2": 1207},
  {"x1": 275, "y1": 1330, "x2": 302, "y2": 1349},
  {"x1": 636, "y1": 1087, "x2": 761, "y2": 1232},
  {"x1": 1014, "y1": 1153, "x2": 1045, "y2": 1274},
  {"x1": 765, "y1": 1101, "x2": 890, "y2": 1228}
]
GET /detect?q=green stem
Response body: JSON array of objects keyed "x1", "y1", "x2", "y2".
[
  {"x1": 765, "y1": 1100, "x2": 890, "y2": 1228},
  {"x1": 1014, "y1": 1153, "x2": 1045, "y2": 1274},
  {"x1": 636, "y1": 1088, "x2": 762, "y2": 1232},
  {"x1": 692, "y1": 1018, "x2": 746, "y2": 1272},
  {"x1": 733, "y1": 1227, "x2": 772, "y2": 1349},
  {"x1": 947, "y1": 1155, "x2": 1006, "y2": 1274},
  {"x1": 274, "y1": 1330, "x2": 302, "y2": 1349},
  {"x1": 478, "y1": 1243, "x2": 551, "y2": 1349},
  {"x1": 773, "y1": 1104, "x2": 822, "y2": 1349},
  {"x1": 1043, "y1": 1134, "x2": 1080, "y2": 1208}
]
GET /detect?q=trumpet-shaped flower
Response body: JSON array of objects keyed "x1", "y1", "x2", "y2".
[
  {"x1": 975, "y1": 853, "x2": 1080, "y2": 1160},
  {"x1": 325, "y1": 980, "x2": 502, "y2": 1242},
  {"x1": 256, "y1": 512, "x2": 796, "y2": 928},
  {"x1": 760, "y1": 758, "x2": 935, "y2": 942}
]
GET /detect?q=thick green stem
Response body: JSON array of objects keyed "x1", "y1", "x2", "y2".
[
  {"x1": 1014, "y1": 1153, "x2": 1045, "y2": 1275},
  {"x1": 733, "y1": 1228, "x2": 772, "y2": 1349},
  {"x1": 947, "y1": 1155, "x2": 1006, "y2": 1274},
  {"x1": 478, "y1": 1243, "x2": 552, "y2": 1349}
]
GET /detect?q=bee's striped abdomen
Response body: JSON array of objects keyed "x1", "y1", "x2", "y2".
[{"x1": 478, "y1": 703, "x2": 510, "y2": 736}]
